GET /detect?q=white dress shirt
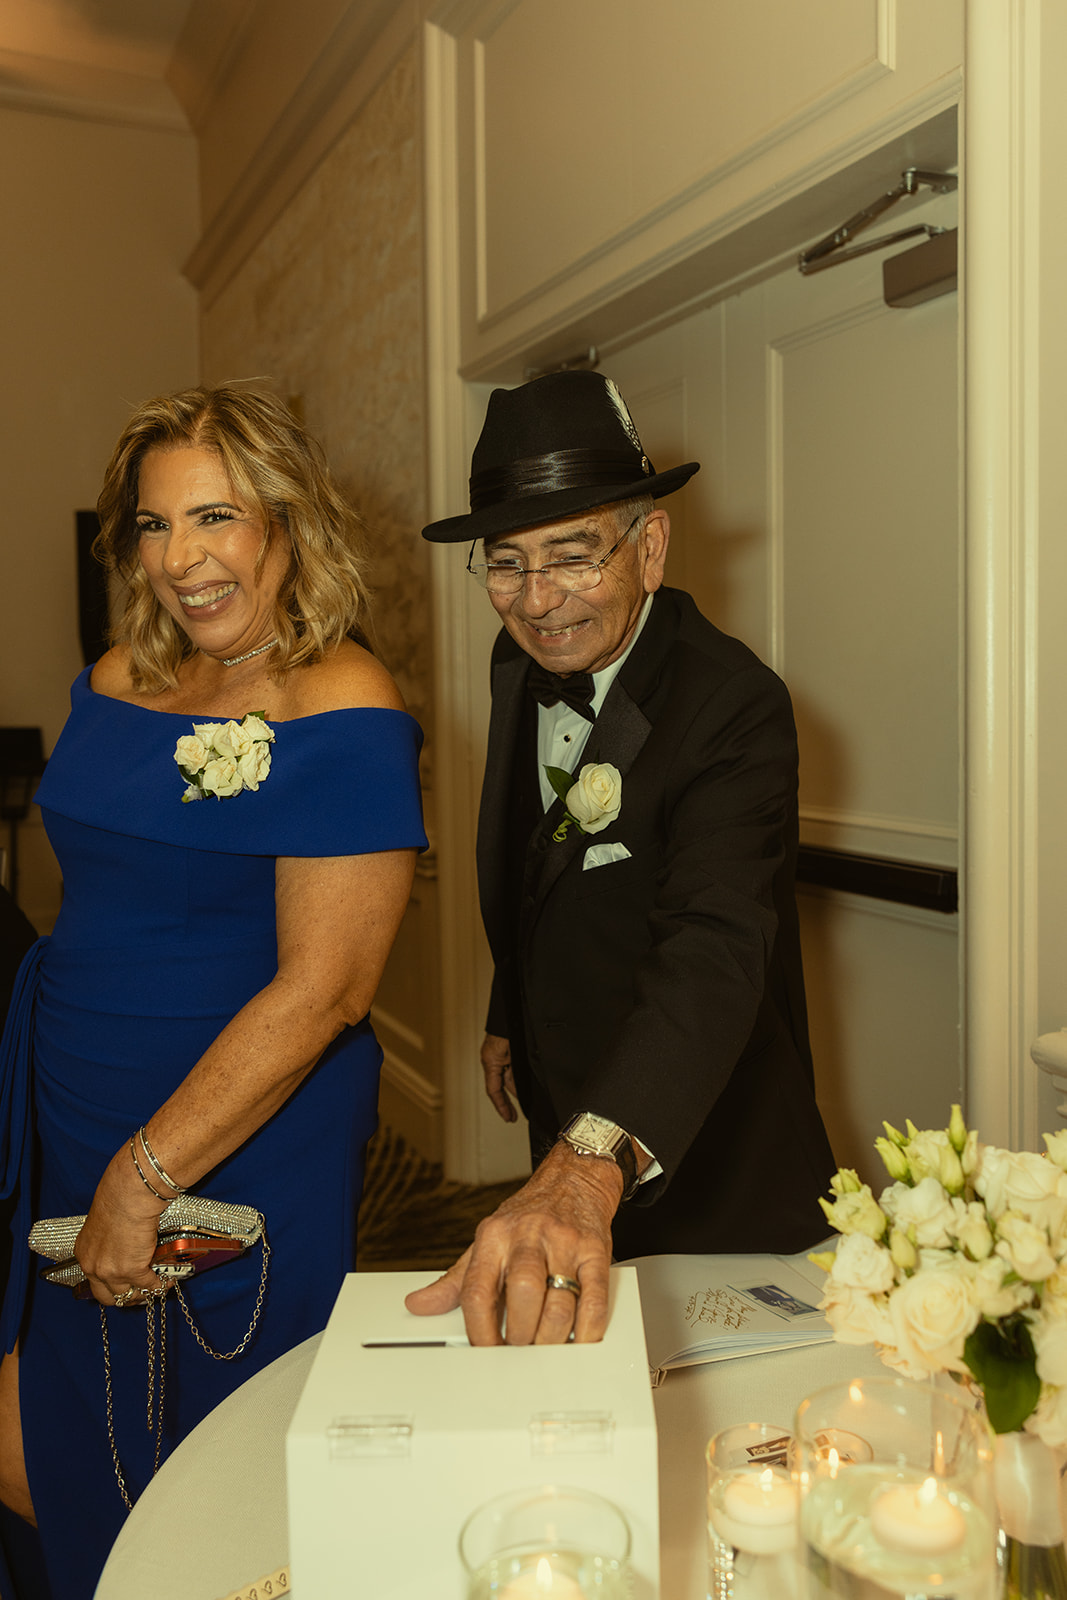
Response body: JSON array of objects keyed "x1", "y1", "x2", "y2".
[
  {"x1": 532, "y1": 593, "x2": 661, "y2": 1182},
  {"x1": 536, "y1": 594, "x2": 654, "y2": 809}
]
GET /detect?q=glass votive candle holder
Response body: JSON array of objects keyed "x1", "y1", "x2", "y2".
[
  {"x1": 459, "y1": 1484, "x2": 631, "y2": 1598},
  {"x1": 793, "y1": 1376, "x2": 998, "y2": 1600},
  {"x1": 706, "y1": 1421, "x2": 800, "y2": 1600}
]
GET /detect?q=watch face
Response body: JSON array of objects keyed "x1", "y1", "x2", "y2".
[{"x1": 567, "y1": 1113, "x2": 619, "y2": 1154}]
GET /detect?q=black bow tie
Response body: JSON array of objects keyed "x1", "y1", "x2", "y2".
[{"x1": 526, "y1": 663, "x2": 596, "y2": 723}]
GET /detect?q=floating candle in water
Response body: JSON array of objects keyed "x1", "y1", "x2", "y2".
[
  {"x1": 869, "y1": 1477, "x2": 967, "y2": 1557},
  {"x1": 709, "y1": 1466, "x2": 799, "y2": 1555}
]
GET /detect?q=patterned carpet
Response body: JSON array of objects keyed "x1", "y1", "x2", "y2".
[{"x1": 356, "y1": 1124, "x2": 527, "y2": 1271}]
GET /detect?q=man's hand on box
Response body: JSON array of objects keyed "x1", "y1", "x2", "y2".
[{"x1": 404, "y1": 1142, "x2": 622, "y2": 1345}]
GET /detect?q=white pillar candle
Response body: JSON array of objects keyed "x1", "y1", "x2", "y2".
[
  {"x1": 869, "y1": 1478, "x2": 967, "y2": 1557},
  {"x1": 709, "y1": 1467, "x2": 799, "y2": 1555}
]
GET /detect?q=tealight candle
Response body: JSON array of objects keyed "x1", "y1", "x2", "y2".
[
  {"x1": 869, "y1": 1478, "x2": 967, "y2": 1557},
  {"x1": 709, "y1": 1467, "x2": 799, "y2": 1555},
  {"x1": 498, "y1": 1555, "x2": 587, "y2": 1597},
  {"x1": 811, "y1": 1427, "x2": 873, "y2": 1466}
]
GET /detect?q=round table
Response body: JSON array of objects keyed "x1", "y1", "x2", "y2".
[{"x1": 97, "y1": 1326, "x2": 887, "y2": 1599}]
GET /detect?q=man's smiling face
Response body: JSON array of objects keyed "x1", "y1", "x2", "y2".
[{"x1": 484, "y1": 505, "x2": 669, "y2": 676}]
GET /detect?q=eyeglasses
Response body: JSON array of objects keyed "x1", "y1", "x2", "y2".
[{"x1": 467, "y1": 516, "x2": 640, "y2": 594}]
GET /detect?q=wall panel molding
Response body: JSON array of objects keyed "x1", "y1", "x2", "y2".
[
  {"x1": 456, "y1": 76, "x2": 960, "y2": 379},
  {"x1": 371, "y1": 1006, "x2": 426, "y2": 1057},
  {"x1": 472, "y1": 10, "x2": 894, "y2": 331},
  {"x1": 800, "y1": 806, "x2": 958, "y2": 868},
  {"x1": 797, "y1": 881, "x2": 959, "y2": 932},
  {"x1": 380, "y1": 1048, "x2": 443, "y2": 1116},
  {"x1": 766, "y1": 297, "x2": 888, "y2": 673}
]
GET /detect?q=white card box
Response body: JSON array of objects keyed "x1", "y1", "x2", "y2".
[{"x1": 286, "y1": 1266, "x2": 659, "y2": 1598}]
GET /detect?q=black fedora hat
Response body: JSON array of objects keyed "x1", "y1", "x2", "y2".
[{"x1": 421, "y1": 369, "x2": 700, "y2": 544}]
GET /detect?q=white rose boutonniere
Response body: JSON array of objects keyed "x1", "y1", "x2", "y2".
[
  {"x1": 175, "y1": 711, "x2": 275, "y2": 802},
  {"x1": 544, "y1": 762, "x2": 623, "y2": 842}
]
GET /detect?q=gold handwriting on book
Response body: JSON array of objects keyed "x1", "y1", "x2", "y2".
[{"x1": 683, "y1": 1286, "x2": 752, "y2": 1331}]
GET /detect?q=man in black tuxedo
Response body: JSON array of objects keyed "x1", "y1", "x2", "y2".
[{"x1": 408, "y1": 371, "x2": 834, "y2": 1346}]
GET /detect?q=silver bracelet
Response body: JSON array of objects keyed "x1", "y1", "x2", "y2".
[
  {"x1": 129, "y1": 1138, "x2": 170, "y2": 1203},
  {"x1": 137, "y1": 1126, "x2": 186, "y2": 1196}
]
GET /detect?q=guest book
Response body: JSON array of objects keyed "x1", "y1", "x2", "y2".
[
  {"x1": 628, "y1": 1248, "x2": 833, "y2": 1381},
  {"x1": 286, "y1": 1266, "x2": 660, "y2": 1599}
]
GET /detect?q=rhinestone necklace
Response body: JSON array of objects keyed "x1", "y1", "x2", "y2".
[{"x1": 220, "y1": 639, "x2": 278, "y2": 668}]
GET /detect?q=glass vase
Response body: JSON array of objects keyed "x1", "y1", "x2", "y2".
[{"x1": 994, "y1": 1431, "x2": 1067, "y2": 1600}]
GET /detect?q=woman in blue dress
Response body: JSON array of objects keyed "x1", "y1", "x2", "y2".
[{"x1": 0, "y1": 385, "x2": 427, "y2": 1597}]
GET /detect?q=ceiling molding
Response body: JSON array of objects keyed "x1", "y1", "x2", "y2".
[
  {"x1": 184, "y1": 0, "x2": 420, "y2": 308},
  {"x1": 166, "y1": 0, "x2": 259, "y2": 131},
  {"x1": 0, "y1": 45, "x2": 189, "y2": 132}
]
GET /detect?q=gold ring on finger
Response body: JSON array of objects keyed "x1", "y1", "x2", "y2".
[
  {"x1": 545, "y1": 1274, "x2": 581, "y2": 1297},
  {"x1": 113, "y1": 1288, "x2": 137, "y2": 1307}
]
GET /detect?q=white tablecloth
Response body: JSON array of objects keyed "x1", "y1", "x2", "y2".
[{"x1": 96, "y1": 1321, "x2": 888, "y2": 1599}]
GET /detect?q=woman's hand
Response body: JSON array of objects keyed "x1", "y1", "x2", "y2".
[{"x1": 74, "y1": 1145, "x2": 169, "y2": 1306}]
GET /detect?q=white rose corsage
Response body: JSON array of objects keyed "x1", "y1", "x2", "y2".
[
  {"x1": 544, "y1": 762, "x2": 622, "y2": 842},
  {"x1": 174, "y1": 712, "x2": 275, "y2": 803}
]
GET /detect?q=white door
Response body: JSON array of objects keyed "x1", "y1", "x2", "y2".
[{"x1": 603, "y1": 192, "x2": 959, "y2": 1182}]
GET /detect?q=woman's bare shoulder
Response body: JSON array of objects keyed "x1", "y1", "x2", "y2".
[
  {"x1": 286, "y1": 641, "x2": 407, "y2": 718},
  {"x1": 89, "y1": 645, "x2": 135, "y2": 699}
]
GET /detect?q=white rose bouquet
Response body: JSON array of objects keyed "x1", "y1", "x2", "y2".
[
  {"x1": 812, "y1": 1105, "x2": 1067, "y2": 1442},
  {"x1": 174, "y1": 712, "x2": 275, "y2": 803},
  {"x1": 544, "y1": 762, "x2": 623, "y2": 842}
]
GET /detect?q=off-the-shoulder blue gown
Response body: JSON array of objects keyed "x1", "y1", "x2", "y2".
[{"x1": 0, "y1": 666, "x2": 427, "y2": 1599}]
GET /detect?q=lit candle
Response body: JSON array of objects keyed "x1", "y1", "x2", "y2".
[
  {"x1": 709, "y1": 1467, "x2": 799, "y2": 1555},
  {"x1": 869, "y1": 1478, "x2": 967, "y2": 1557},
  {"x1": 811, "y1": 1427, "x2": 873, "y2": 1466},
  {"x1": 498, "y1": 1555, "x2": 587, "y2": 1598}
]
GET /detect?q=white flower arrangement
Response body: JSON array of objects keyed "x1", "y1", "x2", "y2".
[
  {"x1": 544, "y1": 762, "x2": 623, "y2": 842},
  {"x1": 812, "y1": 1106, "x2": 1067, "y2": 1442},
  {"x1": 174, "y1": 712, "x2": 275, "y2": 803}
]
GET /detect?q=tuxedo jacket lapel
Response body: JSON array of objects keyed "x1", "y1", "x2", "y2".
[
  {"x1": 528, "y1": 591, "x2": 678, "y2": 909},
  {"x1": 480, "y1": 590, "x2": 682, "y2": 938}
]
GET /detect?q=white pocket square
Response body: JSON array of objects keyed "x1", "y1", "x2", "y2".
[{"x1": 582, "y1": 842, "x2": 633, "y2": 871}]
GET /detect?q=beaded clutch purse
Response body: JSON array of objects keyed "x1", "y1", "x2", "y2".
[
  {"x1": 29, "y1": 1196, "x2": 264, "y2": 1287},
  {"x1": 30, "y1": 1195, "x2": 270, "y2": 1509}
]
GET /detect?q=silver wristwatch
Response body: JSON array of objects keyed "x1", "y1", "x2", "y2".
[{"x1": 558, "y1": 1111, "x2": 640, "y2": 1201}]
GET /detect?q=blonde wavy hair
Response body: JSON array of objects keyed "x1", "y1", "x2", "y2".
[{"x1": 94, "y1": 385, "x2": 372, "y2": 692}]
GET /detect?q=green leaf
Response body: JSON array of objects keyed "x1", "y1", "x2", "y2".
[
  {"x1": 544, "y1": 765, "x2": 574, "y2": 805},
  {"x1": 964, "y1": 1316, "x2": 1041, "y2": 1433}
]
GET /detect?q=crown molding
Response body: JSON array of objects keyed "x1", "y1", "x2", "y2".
[
  {"x1": 184, "y1": 0, "x2": 420, "y2": 307},
  {"x1": 0, "y1": 46, "x2": 189, "y2": 133},
  {"x1": 166, "y1": 0, "x2": 258, "y2": 132}
]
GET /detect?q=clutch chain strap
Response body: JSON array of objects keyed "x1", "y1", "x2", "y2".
[
  {"x1": 98, "y1": 1232, "x2": 270, "y2": 1510},
  {"x1": 100, "y1": 1295, "x2": 167, "y2": 1512},
  {"x1": 174, "y1": 1232, "x2": 271, "y2": 1359}
]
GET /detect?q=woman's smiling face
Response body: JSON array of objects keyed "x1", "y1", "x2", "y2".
[{"x1": 136, "y1": 446, "x2": 289, "y2": 662}]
